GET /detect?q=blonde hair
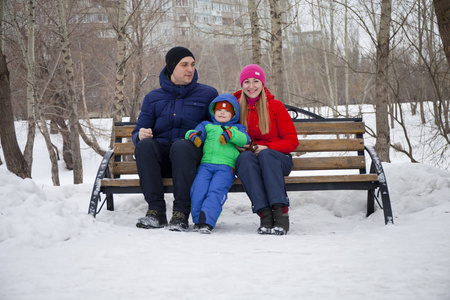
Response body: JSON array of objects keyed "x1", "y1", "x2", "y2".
[{"x1": 239, "y1": 88, "x2": 271, "y2": 135}]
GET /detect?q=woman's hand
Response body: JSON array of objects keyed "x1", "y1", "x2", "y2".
[
  {"x1": 253, "y1": 144, "x2": 268, "y2": 155},
  {"x1": 235, "y1": 142, "x2": 268, "y2": 155}
]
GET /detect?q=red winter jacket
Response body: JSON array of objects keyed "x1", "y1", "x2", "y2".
[{"x1": 233, "y1": 87, "x2": 299, "y2": 154}]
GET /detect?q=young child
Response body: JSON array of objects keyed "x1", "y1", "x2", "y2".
[{"x1": 186, "y1": 93, "x2": 250, "y2": 234}]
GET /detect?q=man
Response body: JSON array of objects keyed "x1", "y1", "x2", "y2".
[{"x1": 132, "y1": 46, "x2": 218, "y2": 231}]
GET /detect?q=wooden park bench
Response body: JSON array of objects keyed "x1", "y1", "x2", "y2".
[{"x1": 88, "y1": 105, "x2": 394, "y2": 225}]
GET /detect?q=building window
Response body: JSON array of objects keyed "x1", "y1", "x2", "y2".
[
  {"x1": 212, "y1": 2, "x2": 231, "y2": 12},
  {"x1": 179, "y1": 14, "x2": 187, "y2": 22},
  {"x1": 178, "y1": 27, "x2": 190, "y2": 36},
  {"x1": 213, "y1": 16, "x2": 222, "y2": 25},
  {"x1": 175, "y1": 0, "x2": 189, "y2": 7},
  {"x1": 223, "y1": 18, "x2": 233, "y2": 26}
]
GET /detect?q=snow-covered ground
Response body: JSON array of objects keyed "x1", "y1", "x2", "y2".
[{"x1": 1, "y1": 104, "x2": 449, "y2": 300}]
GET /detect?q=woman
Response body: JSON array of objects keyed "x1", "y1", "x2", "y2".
[{"x1": 234, "y1": 64, "x2": 299, "y2": 235}]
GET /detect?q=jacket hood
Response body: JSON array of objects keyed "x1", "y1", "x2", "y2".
[{"x1": 209, "y1": 93, "x2": 240, "y2": 126}]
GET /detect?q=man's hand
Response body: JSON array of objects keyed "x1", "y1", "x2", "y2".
[{"x1": 139, "y1": 128, "x2": 153, "y2": 140}]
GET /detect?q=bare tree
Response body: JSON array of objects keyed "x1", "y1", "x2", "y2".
[
  {"x1": 344, "y1": 0, "x2": 349, "y2": 116},
  {"x1": 317, "y1": 0, "x2": 337, "y2": 111},
  {"x1": 79, "y1": 53, "x2": 106, "y2": 157},
  {"x1": 112, "y1": 0, "x2": 127, "y2": 127},
  {"x1": 54, "y1": 0, "x2": 83, "y2": 184},
  {"x1": 268, "y1": 0, "x2": 284, "y2": 99},
  {"x1": 375, "y1": 0, "x2": 392, "y2": 162},
  {"x1": 0, "y1": 51, "x2": 30, "y2": 179},
  {"x1": 248, "y1": 0, "x2": 262, "y2": 65},
  {"x1": 5, "y1": 0, "x2": 37, "y2": 171},
  {"x1": 433, "y1": 0, "x2": 450, "y2": 67},
  {"x1": 0, "y1": 0, "x2": 30, "y2": 178},
  {"x1": 127, "y1": 0, "x2": 164, "y2": 122}
]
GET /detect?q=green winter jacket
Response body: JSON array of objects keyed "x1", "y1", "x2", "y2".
[{"x1": 185, "y1": 93, "x2": 250, "y2": 169}]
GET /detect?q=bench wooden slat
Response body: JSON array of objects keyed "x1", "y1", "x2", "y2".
[
  {"x1": 102, "y1": 178, "x2": 173, "y2": 187},
  {"x1": 113, "y1": 161, "x2": 138, "y2": 174},
  {"x1": 295, "y1": 122, "x2": 365, "y2": 135},
  {"x1": 113, "y1": 139, "x2": 365, "y2": 158},
  {"x1": 100, "y1": 174, "x2": 379, "y2": 188},
  {"x1": 114, "y1": 123, "x2": 366, "y2": 138},
  {"x1": 112, "y1": 156, "x2": 367, "y2": 174},
  {"x1": 296, "y1": 139, "x2": 364, "y2": 152},
  {"x1": 114, "y1": 142, "x2": 135, "y2": 155},
  {"x1": 283, "y1": 174, "x2": 378, "y2": 183},
  {"x1": 292, "y1": 156, "x2": 366, "y2": 170},
  {"x1": 115, "y1": 126, "x2": 134, "y2": 138}
]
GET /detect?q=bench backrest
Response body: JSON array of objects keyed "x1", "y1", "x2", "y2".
[
  {"x1": 110, "y1": 118, "x2": 368, "y2": 178},
  {"x1": 291, "y1": 120, "x2": 366, "y2": 174}
]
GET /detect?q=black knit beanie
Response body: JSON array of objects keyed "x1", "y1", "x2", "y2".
[{"x1": 165, "y1": 47, "x2": 195, "y2": 76}]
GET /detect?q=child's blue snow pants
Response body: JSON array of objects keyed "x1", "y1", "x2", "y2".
[{"x1": 190, "y1": 163, "x2": 236, "y2": 228}]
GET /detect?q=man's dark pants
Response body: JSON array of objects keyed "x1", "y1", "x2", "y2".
[{"x1": 135, "y1": 138, "x2": 202, "y2": 214}]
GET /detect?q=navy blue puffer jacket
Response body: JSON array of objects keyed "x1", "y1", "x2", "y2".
[{"x1": 132, "y1": 66, "x2": 218, "y2": 146}]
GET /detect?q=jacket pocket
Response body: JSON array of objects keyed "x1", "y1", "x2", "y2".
[
  {"x1": 184, "y1": 101, "x2": 209, "y2": 122},
  {"x1": 184, "y1": 101, "x2": 207, "y2": 109}
]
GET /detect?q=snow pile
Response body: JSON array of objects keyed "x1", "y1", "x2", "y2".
[
  {"x1": 1, "y1": 104, "x2": 450, "y2": 299},
  {"x1": 1, "y1": 161, "x2": 449, "y2": 299},
  {"x1": 385, "y1": 163, "x2": 450, "y2": 214},
  {"x1": 0, "y1": 168, "x2": 95, "y2": 247}
]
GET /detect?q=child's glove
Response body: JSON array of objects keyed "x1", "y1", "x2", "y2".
[
  {"x1": 220, "y1": 126, "x2": 232, "y2": 145},
  {"x1": 188, "y1": 131, "x2": 202, "y2": 147}
]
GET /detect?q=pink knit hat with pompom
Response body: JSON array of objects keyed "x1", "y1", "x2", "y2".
[{"x1": 239, "y1": 64, "x2": 266, "y2": 87}]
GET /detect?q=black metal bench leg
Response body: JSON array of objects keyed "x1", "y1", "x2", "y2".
[
  {"x1": 378, "y1": 183, "x2": 394, "y2": 225},
  {"x1": 88, "y1": 150, "x2": 114, "y2": 217},
  {"x1": 106, "y1": 194, "x2": 114, "y2": 211},
  {"x1": 367, "y1": 189, "x2": 375, "y2": 217},
  {"x1": 365, "y1": 145, "x2": 394, "y2": 225},
  {"x1": 88, "y1": 180, "x2": 102, "y2": 217}
]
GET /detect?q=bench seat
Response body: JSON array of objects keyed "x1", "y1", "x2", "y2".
[{"x1": 88, "y1": 105, "x2": 394, "y2": 225}]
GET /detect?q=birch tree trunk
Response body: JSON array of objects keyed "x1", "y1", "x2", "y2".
[
  {"x1": 0, "y1": 1, "x2": 30, "y2": 178},
  {"x1": 55, "y1": 0, "x2": 83, "y2": 184},
  {"x1": 344, "y1": 0, "x2": 349, "y2": 116},
  {"x1": 268, "y1": 0, "x2": 284, "y2": 99},
  {"x1": 248, "y1": 0, "x2": 261, "y2": 65},
  {"x1": 113, "y1": 0, "x2": 127, "y2": 124},
  {"x1": 317, "y1": 0, "x2": 335, "y2": 109},
  {"x1": 110, "y1": 0, "x2": 127, "y2": 148},
  {"x1": 375, "y1": 0, "x2": 392, "y2": 162},
  {"x1": 329, "y1": 0, "x2": 338, "y2": 114},
  {"x1": 23, "y1": 0, "x2": 36, "y2": 169}
]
